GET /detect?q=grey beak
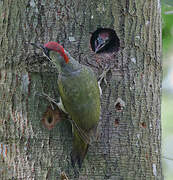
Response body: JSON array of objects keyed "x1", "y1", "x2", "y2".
[
  {"x1": 30, "y1": 43, "x2": 44, "y2": 50},
  {"x1": 30, "y1": 42, "x2": 51, "y2": 61}
]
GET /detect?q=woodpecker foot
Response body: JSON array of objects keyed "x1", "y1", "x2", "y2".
[
  {"x1": 37, "y1": 92, "x2": 67, "y2": 114},
  {"x1": 98, "y1": 65, "x2": 110, "y2": 86}
]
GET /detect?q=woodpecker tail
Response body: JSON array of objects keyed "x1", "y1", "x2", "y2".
[{"x1": 71, "y1": 128, "x2": 89, "y2": 168}]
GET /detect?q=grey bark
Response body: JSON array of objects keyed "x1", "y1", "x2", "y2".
[{"x1": 0, "y1": 0, "x2": 162, "y2": 179}]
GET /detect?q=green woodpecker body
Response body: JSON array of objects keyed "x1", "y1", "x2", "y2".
[{"x1": 37, "y1": 42, "x2": 101, "y2": 168}]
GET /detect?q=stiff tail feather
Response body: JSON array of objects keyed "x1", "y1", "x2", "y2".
[{"x1": 71, "y1": 128, "x2": 89, "y2": 168}]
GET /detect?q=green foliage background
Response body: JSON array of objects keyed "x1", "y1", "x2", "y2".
[{"x1": 162, "y1": 3, "x2": 173, "y2": 55}]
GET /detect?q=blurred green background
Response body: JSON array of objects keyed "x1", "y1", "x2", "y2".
[{"x1": 161, "y1": 0, "x2": 173, "y2": 179}]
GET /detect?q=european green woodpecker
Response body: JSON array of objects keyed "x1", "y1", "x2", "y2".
[{"x1": 32, "y1": 41, "x2": 101, "y2": 168}]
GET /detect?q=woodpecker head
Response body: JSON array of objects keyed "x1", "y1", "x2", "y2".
[
  {"x1": 31, "y1": 41, "x2": 69, "y2": 64},
  {"x1": 94, "y1": 32, "x2": 110, "y2": 53},
  {"x1": 90, "y1": 28, "x2": 120, "y2": 54}
]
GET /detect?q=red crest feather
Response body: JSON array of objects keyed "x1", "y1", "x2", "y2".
[{"x1": 44, "y1": 41, "x2": 69, "y2": 63}]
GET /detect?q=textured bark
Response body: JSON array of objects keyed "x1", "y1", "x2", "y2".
[{"x1": 0, "y1": 0, "x2": 162, "y2": 179}]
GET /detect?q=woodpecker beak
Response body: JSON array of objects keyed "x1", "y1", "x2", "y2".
[
  {"x1": 30, "y1": 43, "x2": 51, "y2": 61},
  {"x1": 95, "y1": 40, "x2": 106, "y2": 53},
  {"x1": 30, "y1": 42, "x2": 43, "y2": 49},
  {"x1": 95, "y1": 38, "x2": 110, "y2": 53}
]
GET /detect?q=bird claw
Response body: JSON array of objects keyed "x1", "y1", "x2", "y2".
[
  {"x1": 98, "y1": 65, "x2": 110, "y2": 86},
  {"x1": 36, "y1": 92, "x2": 56, "y2": 110},
  {"x1": 36, "y1": 92, "x2": 67, "y2": 113}
]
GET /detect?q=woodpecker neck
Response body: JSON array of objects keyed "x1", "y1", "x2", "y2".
[{"x1": 49, "y1": 50, "x2": 81, "y2": 74}]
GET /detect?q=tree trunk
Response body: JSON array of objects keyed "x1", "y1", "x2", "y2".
[{"x1": 0, "y1": 0, "x2": 162, "y2": 179}]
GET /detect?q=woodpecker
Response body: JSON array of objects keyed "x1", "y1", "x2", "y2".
[
  {"x1": 32, "y1": 42, "x2": 101, "y2": 168},
  {"x1": 90, "y1": 28, "x2": 120, "y2": 86}
]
